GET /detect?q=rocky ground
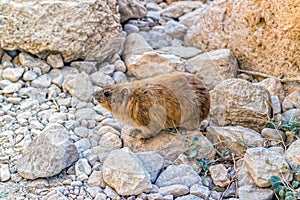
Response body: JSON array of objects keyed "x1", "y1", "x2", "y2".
[{"x1": 0, "y1": 0, "x2": 300, "y2": 200}]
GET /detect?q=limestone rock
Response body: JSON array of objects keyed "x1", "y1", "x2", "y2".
[
  {"x1": 0, "y1": 0, "x2": 122, "y2": 62},
  {"x1": 47, "y1": 54, "x2": 64, "y2": 69},
  {"x1": 1, "y1": 82, "x2": 22, "y2": 94},
  {"x1": 257, "y1": 78, "x2": 285, "y2": 100},
  {"x1": 175, "y1": 194, "x2": 204, "y2": 200},
  {"x1": 98, "y1": 132, "x2": 122, "y2": 151},
  {"x1": 282, "y1": 109, "x2": 300, "y2": 122},
  {"x1": 210, "y1": 78, "x2": 271, "y2": 132},
  {"x1": 158, "y1": 184, "x2": 189, "y2": 197},
  {"x1": 102, "y1": 148, "x2": 152, "y2": 196},
  {"x1": 261, "y1": 128, "x2": 286, "y2": 141},
  {"x1": 244, "y1": 147, "x2": 292, "y2": 187},
  {"x1": 206, "y1": 126, "x2": 265, "y2": 157},
  {"x1": 282, "y1": 91, "x2": 300, "y2": 112},
  {"x1": 209, "y1": 164, "x2": 230, "y2": 188},
  {"x1": 123, "y1": 33, "x2": 153, "y2": 62},
  {"x1": 238, "y1": 185, "x2": 274, "y2": 200},
  {"x1": 18, "y1": 52, "x2": 51, "y2": 73},
  {"x1": 236, "y1": 159, "x2": 255, "y2": 187},
  {"x1": 161, "y1": 1, "x2": 205, "y2": 18},
  {"x1": 2, "y1": 67, "x2": 24, "y2": 82},
  {"x1": 286, "y1": 139, "x2": 300, "y2": 169},
  {"x1": 135, "y1": 151, "x2": 164, "y2": 183},
  {"x1": 190, "y1": 184, "x2": 211, "y2": 199},
  {"x1": 31, "y1": 74, "x2": 52, "y2": 88},
  {"x1": 156, "y1": 46, "x2": 203, "y2": 59},
  {"x1": 90, "y1": 71, "x2": 115, "y2": 87},
  {"x1": 187, "y1": 49, "x2": 238, "y2": 90},
  {"x1": 164, "y1": 20, "x2": 188, "y2": 40},
  {"x1": 126, "y1": 51, "x2": 186, "y2": 79},
  {"x1": 185, "y1": 0, "x2": 300, "y2": 78},
  {"x1": 122, "y1": 130, "x2": 215, "y2": 161},
  {"x1": 118, "y1": 0, "x2": 147, "y2": 23},
  {"x1": 155, "y1": 164, "x2": 201, "y2": 187},
  {"x1": 62, "y1": 72, "x2": 93, "y2": 102},
  {"x1": 17, "y1": 123, "x2": 79, "y2": 180},
  {"x1": 270, "y1": 95, "x2": 281, "y2": 114},
  {"x1": 70, "y1": 61, "x2": 97, "y2": 75},
  {"x1": 140, "y1": 29, "x2": 174, "y2": 49},
  {"x1": 0, "y1": 164, "x2": 10, "y2": 182}
]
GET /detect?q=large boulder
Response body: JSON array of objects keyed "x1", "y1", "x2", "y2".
[
  {"x1": 0, "y1": 0, "x2": 122, "y2": 62},
  {"x1": 185, "y1": 0, "x2": 300, "y2": 78}
]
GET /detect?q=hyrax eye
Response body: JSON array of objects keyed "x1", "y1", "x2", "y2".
[{"x1": 104, "y1": 91, "x2": 112, "y2": 98}]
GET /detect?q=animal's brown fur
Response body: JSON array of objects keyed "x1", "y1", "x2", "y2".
[{"x1": 94, "y1": 72, "x2": 210, "y2": 138}]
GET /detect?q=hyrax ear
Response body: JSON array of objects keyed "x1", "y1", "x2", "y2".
[{"x1": 120, "y1": 88, "x2": 129, "y2": 99}]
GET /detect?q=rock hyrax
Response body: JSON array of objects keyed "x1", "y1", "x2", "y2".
[{"x1": 94, "y1": 71, "x2": 210, "y2": 138}]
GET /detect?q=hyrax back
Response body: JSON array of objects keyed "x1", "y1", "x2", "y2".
[{"x1": 94, "y1": 72, "x2": 210, "y2": 138}]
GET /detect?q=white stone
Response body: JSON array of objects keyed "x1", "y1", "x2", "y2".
[
  {"x1": 47, "y1": 54, "x2": 64, "y2": 69},
  {"x1": 0, "y1": 164, "x2": 10, "y2": 182},
  {"x1": 2, "y1": 67, "x2": 24, "y2": 82}
]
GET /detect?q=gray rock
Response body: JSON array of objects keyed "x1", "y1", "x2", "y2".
[
  {"x1": 17, "y1": 123, "x2": 79, "y2": 180},
  {"x1": 238, "y1": 185, "x2": 274, "y2": 200},
  {"x1": 156, "y1": 46, "x2": 202, "y2": 59},
  {"x1": 75, "y1": 138, "x2": 91, "y2": 153},
  {"x1": 187, "y1": 49, "x2": 238, "y2": 90},
  {"x1": 179, "y1": 8, "x2": 203, "y2": 28},
  {"x1": 190, "y1": 184, "x2": 211, "y2": 199},
  {"x1": 113, "y1": 71, "x2": 128, "y2": 83},
  {"x1": 86, "y1": 186, "x2": 102, "y2": 199},
  {"x1": 44, "y1": 190, "x2": 68, "y2": 200},
  {"x1": 103, "y1": 148, "x2": 152, "y2": 195},
  {"x1": 270, "y1": 95, "x2": 281, "y2": 114},
  {"x1": 244, "y1": 147, "x2": 292, "y2": 187},
  {"x1": 164, "y1": 20, "x2": 188, "y2": 40},
  {"x1": 23, "y1": 70, "x2": 38, "y2": 81},
  {"x1": 135, "y1": 151, "x2": 164, "y2": 183},
  {"x1": 0, "y1": 0, "x2": 122, "y2": 62},
  {"x1": 209, "y1": 164, "x2": 230, "y2": 188},
  {"x1": 47, "y1": 54, "x2": 64, "y2": 69},
  {"x1": 147, "y1": 193, "x2": 164, "y2": 200},
  {"x1": 124, "y1": 24, "x2": 140, "y2": 34},
  {"x1": 90, "y1": 71, "x2": 115, "y2": 87},
  {"x1": 122, "y1": 130, "x2": 215, "y2": 161},
  {"x1": 103, "y1": 186, "x2": 121, "y2": 200},
  {"x1": 87, "y1": 170, "x2": 106, "y2": 188},
  {"x1": 140, "y1": 29, "x2": 173, "y2": 49},
  {"x1": 2, "y1": 67, "x2": 24, "y2": 82},
  {"x1": 19, "y1": 52, "x2": 51, "y2": 73},
  {"x1": 75, "y1": 158, "x2": 92, "y2": 181},
  {"x1": 114, "y1": 60, "x2": 127, "y2": 73},
  {"x1": 161, "y1": 1, "x2": 205, "y2": 18},
  {"x1": 75, "y1": 107, "x2": 97, "y2": 121},
  {"x1": 95, "y1": 126, "x2": 121, "y2": 137},
  {"x1": 118, "y1": 0, "x2": 147, "y2": 23},
  {"x1": 1, "y1": 82, "x2": 22, "y2": 94},
  {"x1": 282, "y1": 108, "x2": 300, "y2": 121},
  {"x1": 261, "y1": 128, "x2": 286, "y2": 141},
  {"x1": 156, "y1": 164, "x2": 201, "y2": 187},
  {"x1": 207, "y1": 126, "x2": 265, "y2": 157},
  {"x1": 0, "y1": 164, "x2": 10, "y2": 181},
  {"x1": 159, "y1": 184, "x2": 189, "y2": 197},
  {"x1": 286, "y1": 139, "x2": 300, "y2": 171},
  {"x1": 31, "y1": 74, "x2": 52, "y2": 88},
  {"x1": 62, "y1": 72, "x2": 93, "y2": 102},
  {"x1": 122, "y1": 33, "x2": 153, "y2": 62},
  {"x1": 236, "y1": 159, "x2": 255, "y2": 187},
  {"x1": 70, "y1": 61, "x2": 97, "y2": 75},
  {"x1": 98, "y1": 132, "x2": 122, "y2": 150},
  {"x1": 210, "y1": 78, "x2": 271, "y2": 132},
  {"x1": 175, "y1": 194, "x2": 204, "y2": 200}
]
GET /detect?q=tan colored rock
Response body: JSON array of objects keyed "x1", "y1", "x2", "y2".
[
  {"x1": 156, "y1": 46, "x2": 203, "y2": 59},
  {"x1": 103, "y1": 148, "x2": 152, "y2": 196},
  {"x1": 207, "y1": 126, "x2": 265, "y2": 157},
  {"x1": 282, "y1": 91, "x2": 300, "y2": 112},
  {"x1": 188, "y1": 49, "x2": 238, "y2": 89},
  {"x1": 0, "y1": 0, "x2": 122, "y2": 62},
  {"x1": 257, "y1": 78, "x2": 285, "y2": 100},
  {"x1": 236, "y1": 159, "x2": 255, "y2": 187},
  {"x1": 210, "y1": 78, "x2": 271, "y2": 132},
  {"x1": 122, "y1": 129, "x2": 216, "y2": 161},
  {"x1": 185, "y1": 0, "x2": 300, "y2": 78},
  {"x1": 118, "y1": 0, "x2": 147, "y2": 23},
  {"x1": 244, "y1": 147, "x2": 292, "y2": 187},
  {"x1": 238, "y1": 185, "x2": 274, "y2": 200},
  {"x1": 126, "y1": 52, "x2": 187, "y2": 79},
  {"x1": 161, "y1": 1, "x2": 205, "y2": 18}
]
